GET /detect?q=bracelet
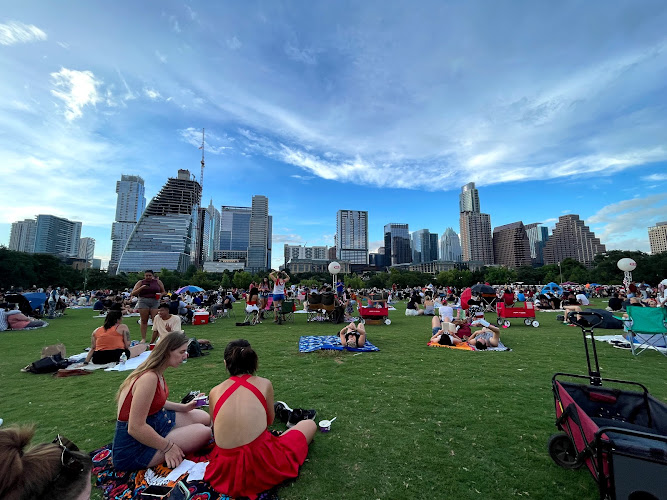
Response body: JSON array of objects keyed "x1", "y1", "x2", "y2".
[{"x1": 162, "y1": 440, "x2": 173, "y2": 453}]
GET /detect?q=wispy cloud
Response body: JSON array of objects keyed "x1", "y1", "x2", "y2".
[
  {"x1": 273, "y1": 234, "x2": 304, "y2": 245},
  {"x1": 226, "y1": 36, "x2": 242, "y2": 50},
  {"x1": 143, "y1": 87, "x2": 162, "y2": 100},
  {"x1": 155, "y1": 50, "x2": 167, "y2": 63},
  {"x1": 641, "y1": 173, "x2": 667, "y2": 182},
  {"x1": 50, "y1": 68, "x2": 101, "y2": 121},
  {"x1": 179, "y1": 127, "x2": 233, "y2": 154},
  {"x1": 0, "y1": 21, "x2": 47, "y2": 46}
]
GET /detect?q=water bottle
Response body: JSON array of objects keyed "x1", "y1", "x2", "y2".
[{"x1": 119, "y1": 352, "x2": 127, "y2": 365}]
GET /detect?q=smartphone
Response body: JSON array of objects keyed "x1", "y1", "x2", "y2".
[{"x1": 142, "y1": 485, "x2": 172, "y2": 498}]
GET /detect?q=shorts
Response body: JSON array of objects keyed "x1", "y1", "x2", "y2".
[
  {"x1": 432, "y1": 327, "x2": 441, "y2": 335},
  {"x1": 405, "y1": 309, "x2": 418, "y2": 316},
  {"x1": 136, "y1": 297, "x2": 159, "y2": 310},
  {"x1": 272, "y1": 294, "x2": 285, "y2": 302},
  {"x1": 92, "y1": 349, "x2": 130, "y2": 364},
  {"x1": 246, "y1": 304, "x2": 259, "y2": 313},
  {"x1": 112, "y1": 408, "x2": 176, "y2": 470},
  {"x1": 260, "y1": 292, "x2": 269, "y2": 298}
]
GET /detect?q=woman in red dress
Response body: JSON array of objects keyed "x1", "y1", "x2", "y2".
[{"x1": 205, "y1": 339, "x2": 316, "y2": 499}]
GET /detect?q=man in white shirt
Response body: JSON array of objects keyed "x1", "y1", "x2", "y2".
[
  {"x1": 575, "y1": 292, "x2": 590, "y2": 306},
  {"x1": 151, "y1": 303, "x2": 183, "y2": 343}
]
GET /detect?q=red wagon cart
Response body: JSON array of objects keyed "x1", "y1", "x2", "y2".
[
  {"x1": 496, "y1": 301, "x2": 539, "y2": 328},
  {"x1": 359, "y1": 306, "x2": 391, "y2": 325}
]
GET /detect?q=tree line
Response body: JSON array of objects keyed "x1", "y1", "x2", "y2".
[{"x1": 1, "y1": 247, "x2": 665, "y2": 293}]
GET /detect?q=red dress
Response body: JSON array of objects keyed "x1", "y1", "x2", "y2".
[{"x1": 204, "y1": 375, "x2": 309, "y2": 499}]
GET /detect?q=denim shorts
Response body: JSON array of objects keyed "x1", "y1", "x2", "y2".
[
  {"x1": 272, "y1": 294, "x2": 285, "y2": 302},
  {"x1": 112, "y1": 408, "x2": 176, "y2": 470},
  {"x1": 136, "y1": 297, "x2": 159, "y2": 310},
  {"x1": 432, "y1": 327, "x2": 441, "y2": 336}
]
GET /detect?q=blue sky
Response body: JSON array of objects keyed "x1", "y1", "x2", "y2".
[{"x1": 1, "y1": 1, "x2": 666, "y2": 270}]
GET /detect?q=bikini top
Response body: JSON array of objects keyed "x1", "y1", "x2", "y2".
[{"x1": 212, "y1": 374, "x2": 270, "y2": 426}]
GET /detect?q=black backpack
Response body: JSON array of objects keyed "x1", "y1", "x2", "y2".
[
  {"x1": 187, "y1": 338, "x2": 205, "y2": 358},
  {"x1": 23, "y1": 353, "x2": 69, "y2": 374}
]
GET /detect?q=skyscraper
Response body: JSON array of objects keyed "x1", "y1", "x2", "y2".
[
  {"x1": 384, "y1": 223, "x2": 411, "y2": 266},
  {"x1": 492, "y1": 222, "x2": 532, "y2": 269},
  {"x1": 109, "y1": 175, "x2": 146, "y2": 274},
  {"x1": 33, "y1": 215, "x2": 82, "y2": 257},
  {"x1": 247, "y1": 195, "x2": 271, "y2": 272},
  {"x1": 117, "y1": 169, "x2": 201, "y2": 273},
  {"x1": 440, "y1": 227, "x2": 462, "y2": 262},
  {"x1": 411, "y1": 229, "x2": 438, "y2": 263},
  {"x1": 459, "y1": 183, "x2": 493, "y2": 265},
  {"x1": 525, "y1": 223, "x2": 550, "y2": 266},
  {"x1": 648, "y1": 221, "x2": 667, "y2": 254},
  {"x1": 220, "y1": 206, "x2": 252, "y2": 252},
  {"x1": 9, "y1": 219, "x2": 36, "y2": 253},
  {"x1": 336, "y1": 210, "x2": 369, "y2": 265},
  {"x1": 543, "y1": 214, "x2": 606, "y2": 267},
  {"x1": 77, "y1": 237, "x2": 95, "y2": 263}
]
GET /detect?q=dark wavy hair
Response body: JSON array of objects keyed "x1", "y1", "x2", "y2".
[
  {"x1": 103, "y1": 310, "x2": 123, "y2": 330},
  {"x1": 224, "y1": 339, "x2": 258, "y2": 376}
]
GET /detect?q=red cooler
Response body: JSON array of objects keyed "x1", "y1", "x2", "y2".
[{"x1": 193, "y1": 311, "x2": 209, "y2": 325}]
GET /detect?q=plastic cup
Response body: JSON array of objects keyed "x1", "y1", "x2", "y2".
[{"x1": 149, "y1": 344, "x2": 156, "y2": 350}]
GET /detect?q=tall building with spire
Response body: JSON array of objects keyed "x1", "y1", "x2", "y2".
[
  {"x1": 109, "y1": 175, "x2": 145, "y2": 274},
  {"x1": 543, "y1": 214, "x2": 605, "y2": 267},
  {"x1": 440, "y1": 227, "x2": 462, "y2": 262},
  {"x1": 459, "y1": 183, "x2": 493, "y2": 265},
  {"x1": 117, "y1": 169, "x2": 201, "y2": 273}
]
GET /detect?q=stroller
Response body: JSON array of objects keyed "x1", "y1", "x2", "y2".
[{"x1": 549, "y1": 311, "x2": 667, "y2": 499}]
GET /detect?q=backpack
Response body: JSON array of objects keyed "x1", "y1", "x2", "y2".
[
  {"x1": 22, "y1": 353, "x2": 69, "y2": 374},
  {"x1": 187, "y1": 338, "x2": 205, "y2": 358}
]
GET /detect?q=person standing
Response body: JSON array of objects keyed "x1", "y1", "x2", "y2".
[
  {"x1": 269, "y1": 270, "x2": 290, "y2": 323},
  {"x1": 131, "y1": 270, "x2": 166, "y2": 343}
]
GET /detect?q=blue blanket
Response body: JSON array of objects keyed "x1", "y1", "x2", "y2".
[{"x1": 299, "y1": 335, "x2": 380, "y2": 353}]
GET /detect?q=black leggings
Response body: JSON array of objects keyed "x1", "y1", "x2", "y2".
[{"x1": 92, "y1": 349, "x2": 130, "y2": 364}]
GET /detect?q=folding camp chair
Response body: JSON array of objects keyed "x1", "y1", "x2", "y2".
[
  {"x1": 623, "y1": 306, "x2": 667, "y2": 356},
  {"x1": 279, "y1": 300, "x2": 294, "y2": 324},
  {"x1": 306, "y1": 293, "x2": 322, "y2": 322},
  {"x1": 244, "y1": 303, "x2": 261, "y2": 325}
]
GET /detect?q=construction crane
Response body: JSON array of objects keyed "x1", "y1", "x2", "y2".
[{"x1": 198, "y1": 128, "x2": 205, "y2": 202}]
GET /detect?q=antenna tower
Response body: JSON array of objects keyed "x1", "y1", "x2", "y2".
[{"x1": 199, "y1": 128, "x2": 205, "y2": 201}]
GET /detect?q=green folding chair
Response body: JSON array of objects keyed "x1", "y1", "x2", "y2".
[{"x1": 624, "y1": 306, "x2": 667, "y2": 356}]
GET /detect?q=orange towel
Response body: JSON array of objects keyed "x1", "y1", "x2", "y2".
[{"x1": 427, "y1": 341, "x2": 474, "y2": 351}]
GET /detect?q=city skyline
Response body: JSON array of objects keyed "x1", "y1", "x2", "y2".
[{"x1": 1, "y1": 2, "x2": 666, "y2": 269}]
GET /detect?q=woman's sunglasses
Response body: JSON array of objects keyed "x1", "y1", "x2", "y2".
[{"x1": 52, "y1": 435, "x2": 85, "y2": 474}]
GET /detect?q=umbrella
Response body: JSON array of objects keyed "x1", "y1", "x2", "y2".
[
  {"x1": 175, "y1": 285, "x2": 205, "y2": 294},
  {"x1": 23, "y1": 292, "x2": 48, "y2": 313},
  {"x1": 471, "y1": 283, "x2": 495, "y2": 295},
  {"x1": 460, "y1": 287, "x2": 472, "y2": 310}
]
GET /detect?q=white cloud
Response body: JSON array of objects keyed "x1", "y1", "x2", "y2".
[
  {"x1": 368, "y1": 240, "x2": 384, "y2": 253},
  {"x1": 143, "y1": 87, "x2": 162, "y2": 100},
  {"x1": 169, "y1": 16, "x2": 181, "y2": 33},
  {"x1": 226, "y1": 36, "x2": 242, "y2": 50},
  {"x1": 273, "y1": 234, "x2": 304, "y2": 245},
  {"x1": 179, "y1": 127, "x2": 232, "y2": 154},
  {"x1": 156, "y1": 50, "x2": 167, "y2": 63},
  {"x1": 290, "y1": 174, "x2": 313, "y2": 181},
  {"x1": 50, "y1": 68, "x2": 101, "y2": 121},
  {"x1": 0, "y1": 21, "x2": 47, "y2": 46},
  {"x1": 642, "y1": 173, "x2": 667, "y2": 182},
  {"x1": 284, "y1": 42, "x2": 317, "y2": 65}
]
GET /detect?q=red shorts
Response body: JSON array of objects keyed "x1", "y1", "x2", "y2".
[{"x1": 204, "y1": 429, "x2": 308, "y2": 499}]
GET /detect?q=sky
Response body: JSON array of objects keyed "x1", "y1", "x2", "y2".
[{"x1": 1, "y1": 1, "x2": 666, "y2": 271}]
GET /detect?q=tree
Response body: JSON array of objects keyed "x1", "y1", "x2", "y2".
[
  {"x1": 220, "y1": 274, "x2": 232, "y2": 289},
  {"x1": 233, "y1": 271, "x2": 253, "y2": 290},
  {"x1": 484, "y1": 266, "x2": 517, "y2": 286}
]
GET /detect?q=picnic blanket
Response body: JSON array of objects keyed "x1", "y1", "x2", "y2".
[
  {"x1": 8, "y1": 322, "x2": 49, "y2": 331},
  {"x1": 299, "y1": 335, "x2": 380, "y2": 353},
  {"x1": 587, "y1": 334, "x2": 667, "y2": 353},
  {"x1": 427, "y1": 340, "x2": 511, "y2": 352},
  {"x1": 105, "y1": 350, "x2": 151, "y2": 371},
  {"x1": 90, "y1": 443, "x2": 279, "y2": 500}
]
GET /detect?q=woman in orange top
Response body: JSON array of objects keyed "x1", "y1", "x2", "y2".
[{"x1": 84, "y1": 311, "x2": 146, "y2": 365}]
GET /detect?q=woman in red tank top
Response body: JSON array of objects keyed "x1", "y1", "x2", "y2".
[
  {"x1": 204, "y1": 339, "x2": 316, "y2": 499},
  {"x1": 112, "y1": 332, "x2": 211, "y2": 471}
]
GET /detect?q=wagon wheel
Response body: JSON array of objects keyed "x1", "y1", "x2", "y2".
[
  {"x1": 503, "y1": 320, "x2": 511, "y2": 328},
  {"x1": 548, "y1": 433, "x2": 583, "y2": 469},
  {"x1": 497, "y1": 317, "x2": 504, "y2": 326},
  {"x1": 384, "y1": 319, "x2": 391, "y2": 325},
  {"x1": 524, "y1": 318, "x2": 532, "y2": 326},
  {"x1": 532, "y1": 320, "x2": 539, "y2": 328}
]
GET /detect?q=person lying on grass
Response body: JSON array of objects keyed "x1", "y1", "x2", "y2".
[
  {"x1": 84, "y1": 310, "x2": 146, "y2": 365},
  {"x1": 430, "y1": 316, "x2": 465, "y2": 346},
  {"x1": 466, "y1": 319, "x2": 501, "y2": 349},
  {"x1": 112, "y1": 331, "x2": 211, "y2": 471},
  {"x1": 339, "y1": 321, "x2": 367, "y2": 348}
]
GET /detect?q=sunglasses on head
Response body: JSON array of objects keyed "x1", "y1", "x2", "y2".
[{"x1": 52, "y1": 435, "x2": 84, "y2": 474}]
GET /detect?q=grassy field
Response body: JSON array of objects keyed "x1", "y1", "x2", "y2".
[{"x1": 1, "y1": 300, "x2": 665, "y2": 500}]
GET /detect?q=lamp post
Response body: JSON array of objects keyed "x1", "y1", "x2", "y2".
[{"x1": 617, "y1": 258, "x2": 636, "y2": 295}]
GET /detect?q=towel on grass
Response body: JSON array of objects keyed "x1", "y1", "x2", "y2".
[
  {"x1": 427, "y1": 341, "x2": 511, "y2": 352},
  {"x1": 299, "y1": 335, "x2": 380, "y2": 353},
  {"x1": 90, "y1": 443, "x2": 279, "y2": 500},
  {"x1": 105, "y1": 350, "x2": 151, "y2": 371}
]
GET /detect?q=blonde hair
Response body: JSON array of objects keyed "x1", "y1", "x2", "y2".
[
  {"x1": 116, "y1": 331, "x2": 189, "y2": 401},
  {"x1": 0, "y1": 425, "x2": 91, "y2": 500}
]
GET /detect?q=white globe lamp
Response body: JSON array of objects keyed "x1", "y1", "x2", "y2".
[
  {"x1": 617, "y1": 258, "x2": 636, "y2": 294},
  {"x1": 328, "y1": 261, "x2": 341, "y2": 289}
]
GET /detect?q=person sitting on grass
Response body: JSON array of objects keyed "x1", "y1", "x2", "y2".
[
  {"x1": 0, "y1": 425, "x2": 93, "y2": 500},
  {"x1": 405, "y1": 293, "x2": 424, "y2": 316},
  {"x1": 151, "y1": 303, "x2": 183, "y2": 344},
  {"x1": 204, "y1": 339, "x2": 316, "y2": 499},
  {"x1": 112, "y1": 331, "x2": 211, "y2": 471},
  {"x1": 466, "y1": 319, "x2": 501, "y2": 349},
  {"x1": 423, "y1": 292, "x2": 436, "y2": 316},
  {"x1": 430, "y1": 316, "x2": 465, "y2": 346},
  {"x1": 84, "y1": 310, "x2": 147, "y2": 365},
  {"x1": 339, "y1": 321, "x2": 367, "y2": 348},
  {"x1": 4, "y1": 303, "x2": 48, "y2": 330}
]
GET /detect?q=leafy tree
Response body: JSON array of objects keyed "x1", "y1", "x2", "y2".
[
  {"x1": 220, "y1": 274, "x2": 232, "y2": 289},
  {"x1": 484, "y1": 266, "x2": 517, "y2": 285},
  {"x1": 233, "y1": 271, "x2": 253, "y2": 290}
]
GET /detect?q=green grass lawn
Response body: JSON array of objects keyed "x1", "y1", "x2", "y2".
[{"x1": 1, "y1": 300, "x2": 665, "y2": 499}]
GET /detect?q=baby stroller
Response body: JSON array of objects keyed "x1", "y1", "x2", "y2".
[{"x1": 549, "y1": 311, "x2": 667, "y2": 499}]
